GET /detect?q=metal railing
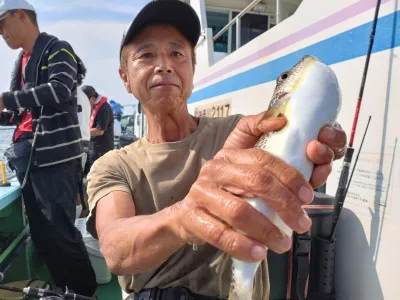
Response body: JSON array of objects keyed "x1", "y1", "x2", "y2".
[{"x1": 212, "y1": 0, "x2": 263, "y2": 51}]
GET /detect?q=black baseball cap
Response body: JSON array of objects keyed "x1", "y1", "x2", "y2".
[{"x1": 119, "y1": 0, "x2": 201, "y2": 59}]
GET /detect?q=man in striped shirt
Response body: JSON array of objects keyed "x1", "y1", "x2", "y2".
[{"x1": 0, "y1": 0, "x2": 97, "y2": 297}]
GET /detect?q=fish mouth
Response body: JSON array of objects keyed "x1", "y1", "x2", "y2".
[{"x1": 278, "y1": 92, "x2": 288, "y2": 100}]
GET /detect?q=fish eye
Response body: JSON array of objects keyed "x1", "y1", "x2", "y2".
[{"x1": 280, "y1": 72, "x2": 288, "y2": 80}]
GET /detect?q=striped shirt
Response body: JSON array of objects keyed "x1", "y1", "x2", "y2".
[{"x1": 2, "y1": 33, "x2": 83, "y2": 167}]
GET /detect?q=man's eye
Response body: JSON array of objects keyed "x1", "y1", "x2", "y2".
[
  {"x1": 172, "y1": 51, "x2": 183, "y2": 57},
  {"x1": 140, "y1": 53, "x2": 153, "y2": 59}
]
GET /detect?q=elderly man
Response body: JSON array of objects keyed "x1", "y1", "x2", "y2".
[{"x1": 86, "y1": 1, "x2": 347, "y2": 299}]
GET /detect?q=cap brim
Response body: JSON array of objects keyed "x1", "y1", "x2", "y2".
[{"x1": 120, "y1": 1, "x2": 201, "y2": 57}]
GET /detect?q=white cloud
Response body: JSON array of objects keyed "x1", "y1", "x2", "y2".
[
  {"x1": 0, "y1": 1, "x2": 154, "y2": 114},
  {"x1": 30, "y1": 0, "x2": 142, "y2": 15},
  {"x1": 0, "y1": 19, "x2": 138, "y2": 110}
]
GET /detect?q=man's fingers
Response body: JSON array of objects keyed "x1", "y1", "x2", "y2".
[
  {"x1": 190, "y1": 180, "x2": 293, "y2": 252},
  {"x1": 318, "y1": 125, "x2": 347, "y2": 159},
  {"x1": 306, "y1": 140, "x2": 334, "y2": 165},
  {"x1": 198, "y1": 158, "x2": 312, "y2": 233},
  {"x1": 213, "y1": 148, "x2": 314, "y2": 205},
  {"x1": 181, "y1": 207, "x2": 268, "y2": 262},
  {"x1": 310, "y1": 164, "x2": 332, "y2": 188},
  {"x1": 257, "y1": 116, "x2": 287, "y2": 133},
  {"x1": 223, "y1": 113, "x2": 286, "y2": 149}
]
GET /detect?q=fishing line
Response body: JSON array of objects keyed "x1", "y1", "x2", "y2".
[{"x1": 344, "y1": 116, "x2": 372, "y2": 199}]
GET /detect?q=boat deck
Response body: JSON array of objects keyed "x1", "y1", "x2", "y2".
[
  {"x1": 97, "y1": 275, "x2": 122, "y2": 300},
  {"x1": 0, "y1": 177, "x2": 122, "y2": 299}
]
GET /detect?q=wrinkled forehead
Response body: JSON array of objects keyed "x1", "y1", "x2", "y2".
[{"x1": 129, "y1": 23, "x2": 192, "y2": 49}]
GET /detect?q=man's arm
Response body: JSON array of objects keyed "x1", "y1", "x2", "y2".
[
  {"x1": 87, "y1": 154, "x2": 185, "y2": 275},
  {"x1": 95, "y1": 191, "x2": 184, "y2": 275},
  {"x1": 1, "y1": 42, "x2": 78, "y2": 110}
]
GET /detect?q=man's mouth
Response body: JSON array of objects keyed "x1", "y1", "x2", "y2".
[{"x1": 152, "y1": 82, "x2": 178, "y2": 88}]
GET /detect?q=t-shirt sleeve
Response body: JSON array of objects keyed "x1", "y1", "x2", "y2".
[
  {"x1": 86, "y1": 150, "x2": 132, "y2": 239},
  {"x1": 94, "y1": 105, "x2": 111, "y2": 131}
]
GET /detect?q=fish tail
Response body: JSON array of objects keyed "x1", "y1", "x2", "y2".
[{"x1": 229, "y1": 258, "x2": 261, "y2": 300}]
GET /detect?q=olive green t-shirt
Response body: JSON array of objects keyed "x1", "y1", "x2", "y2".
[{"x1": 86, "y1": 115, "x2": 269, "y2": 299}]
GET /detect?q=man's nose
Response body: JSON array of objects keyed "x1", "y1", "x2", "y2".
[{"x1": 154, "y1": 54, "x2": 173, "y2": 73}]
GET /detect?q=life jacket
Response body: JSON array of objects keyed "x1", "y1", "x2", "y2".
[
  {"x1": 89, "y1": 96, "x2": 108, "y2": 128},
  {"x1": 269, "y1": 191, "x2": 337, "y2": 300}
]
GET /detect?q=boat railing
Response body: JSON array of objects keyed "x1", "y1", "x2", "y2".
[{"x1": 212, "y1": 0, "x2": 263, "y2": 52}]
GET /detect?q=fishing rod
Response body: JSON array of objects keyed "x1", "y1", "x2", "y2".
[
  {"x1": 0, "y1": 284, "x2": 94, "y2": 300},
  {"x1": 329, "y1": 0, "x2": 382, "y2": 242}
]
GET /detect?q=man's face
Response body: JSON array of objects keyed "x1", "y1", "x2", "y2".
[
  {"x1": 89, "y1": 96, "x2": 96, "y2": 107},
  {"x1": 0, "y1": 10, "x2": 26, "y2": 49},
  {"x1": 119, "y1": 24, "x2": 194, "y2": 112}
]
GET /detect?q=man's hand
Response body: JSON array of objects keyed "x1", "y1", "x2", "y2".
[
  {"x1": 224, "y1": 112, "x2": 347, "y2": 188},
  {"x1": 90, "y1": 128, "x2": 105, "y2": 137},
  {"x1": 174, "y1": 146, "x2": 312, "y2": 262},
  {"x1": 307, "y1": 124, "x2": 347, "y2": 187},
  {"x1": 171, "y1": 111, "x2": 347, "y2": 263}
]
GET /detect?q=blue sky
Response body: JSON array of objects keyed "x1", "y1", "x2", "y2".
[
  {"x1": 30, "y1": 0, "x2": 148, "y2": 22},
  {"x1": 0, "y1": 0, "x2": 152, "y2": 113}
]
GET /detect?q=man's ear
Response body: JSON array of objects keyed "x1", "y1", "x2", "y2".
[{"x1": 119, "y1": 67, "x2": 132, "y2": 94}]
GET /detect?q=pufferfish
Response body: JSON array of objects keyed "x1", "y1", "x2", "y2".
[{"x1": 229, "y1": 55, "x2": 342, "y2": 300}]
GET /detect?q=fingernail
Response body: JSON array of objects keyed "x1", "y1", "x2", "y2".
[
  {"x1": 299, "y1": 213, "x2": 312, "y2": 229},
  {"x1": 251, "y1": 245, "x2": 267, "y2": 260},
  {"x1": 278, "y1": 235, "x2": 292, "y2": 252},
  {"x1": 298, "y1": 185, "x2": 314, "y2": 203},
  {"x1": 326, "y1": 126, "x2": 336, "y2": 139},
  {"x1": 257, "y1": 117, "x2": 285, "y2": 129},
  {"x1": 320, "y1": 143, "x2": 335, "y2": 161},
  {"x1": 318, "y1": 143, "x2": 328, "y2": 155}
]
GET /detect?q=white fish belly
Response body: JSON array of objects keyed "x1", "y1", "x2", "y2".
[
  {"x1": 230, "y1": 61, "x2": 341, "y2": 300},
  {"x1": 254, "y1": 60, "x2": 342, "y2": 236},
  {"x1": 266, "y1": 61, "x2": 342, "y2": 181}
]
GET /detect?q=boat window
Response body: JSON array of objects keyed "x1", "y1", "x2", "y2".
[
  {"x1": 231, "y1": 11, "x2": 269, "y2": 52},
  {"x1": 205, "y1": 0, "x2": 303, "y2": 63},
  {"x1": 206, "y1": 10, "x2": 230, "y2": 53}
]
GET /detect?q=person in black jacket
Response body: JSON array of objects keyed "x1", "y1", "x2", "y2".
[
  {"x1": 0, "y1": 1, "x2": 97, "y2": 297},
  {"x1": 81, "y1": 85, "x2": 114, "y2": 166}
]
